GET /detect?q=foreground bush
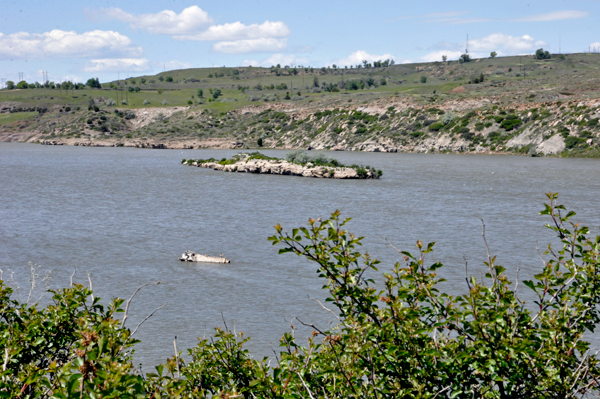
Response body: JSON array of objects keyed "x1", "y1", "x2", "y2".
[{"x1": 2, "y1": 193, "x2": 600, "y2": 398}]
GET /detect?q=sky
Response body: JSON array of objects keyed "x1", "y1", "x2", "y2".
[{"x1": 1, "y1": 0, "x2": 599, "y2": 85}]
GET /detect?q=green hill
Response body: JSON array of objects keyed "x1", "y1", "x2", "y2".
[{"x1": 2, "y1": 53, "x2": 600, "y2": 157}]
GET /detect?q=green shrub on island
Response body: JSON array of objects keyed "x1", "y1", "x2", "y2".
[
  {"x1": 285, "y1": 149, "x2": 341, "y2": 167},
  {"x1": 183, "y1": 151, "x2": 382, "y2": 177},
  {"x1": 182, "y1": 151, "x2": 278, "y2": 166}
]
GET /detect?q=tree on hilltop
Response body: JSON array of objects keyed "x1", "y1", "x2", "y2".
[
  {"x1": 535, "y1": 48, "x2": 551, "y2": 59},
  {"x1": 86, "y1": 78, "x2": 101, "y2": 89}
]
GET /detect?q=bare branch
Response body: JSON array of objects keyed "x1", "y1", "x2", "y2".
[
  {"x1": 513, "y1": 264, "x2": 520, "y2": 295},
  {"x1": 87, "y1": 272, "x2": 94, "y2": 302},
  {"x1": 70, "y1": 269, "x2": 77, "y2": 286},
  {"x1": 296, "y1": 371, "x2": 316, "y2": 399},
  {"x1": 383, "y1": 236, "x2": 403, "y2": 255},
  {"x1": 464, "y1": 256, "x2": 472, "y2": 290},
  {"x1": 220, "y1": 312, "x2": 229, "y2": 332},
  {"x1": 25, "y1": 263, "x2": 51, "y2": 305},
  {"x1": 535, "y1": 240, "x2": 547, "y2": 267},
  {"x1": 2, "y1": 347, "x2": 8, "y2": 372},
  {"x1": 432, "y1": 386, "x2": 451, "y2": 399},
  {"x1": 122, "y1": 281, "x2": 161, "y2": 328},
  {"x1": 129, "y1": 303, "x2": 166, "y2": 339},
  {"x1": 480, "y1": 218, "x2": 494, "y2": 278},
  {"x1": 174, "y1": 336, "x2": 180, "y2": 378},
  {"x1": 307, "y1": 295, "x2": 345, "y2": 325}
]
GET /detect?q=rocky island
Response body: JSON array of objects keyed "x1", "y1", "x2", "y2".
[{"x1": 182, "y1": 150, "x2": 382, "y2": 179}]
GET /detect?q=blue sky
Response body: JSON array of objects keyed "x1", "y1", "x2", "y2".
[{"x1": 1, "y1": 0, "x2": 599, "y2": 85}]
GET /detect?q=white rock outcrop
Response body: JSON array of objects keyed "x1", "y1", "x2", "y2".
[
  {"x1": 187, "y1": 156, "x2": 379, "y2": 179},
  {"x1": 536, "y1": 134, "x2": 565, "y2": 155}
]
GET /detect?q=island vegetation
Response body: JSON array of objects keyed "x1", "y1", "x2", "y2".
[
  {"x1": 182, "y1": 151, "x2": 383, "y2": 179},
  {"x1": 1, "y1": 51, "x2": 600, "y2": 157},
  {"x1": 2, "y1": 193, "x2": 600, "y2": 397}
]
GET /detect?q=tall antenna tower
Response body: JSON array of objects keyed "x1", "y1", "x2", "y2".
[
  {"x1": 559, "y1": 35, "x2": 561, "y2": 54},
  {"x1": 465, "y1": 34, "x2": 469, "y2": 54},
  {"x1": 18, "y1": 72, "x2": 24, "y2": 82},
  {"x1": 1, "y1": 78, "x2": 5, "y2": 89}
]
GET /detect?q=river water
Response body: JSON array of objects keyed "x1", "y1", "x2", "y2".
[{"x1": 1, "y1": 142, "x2": 600, "y2": 369}]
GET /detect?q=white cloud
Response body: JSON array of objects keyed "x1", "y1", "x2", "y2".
[
  {"x1": 420, "y1": 51, "x2": 464, "y2": 62},
  {"x1": 62, "y1": 75, "x2": 83, "y2": 83},
  {"x1": 174, "y1": 21, "x2": 290, "y2": 41},
  {"x1": 420, "y1": 33, "x2": 546, "y2": 61},
  {"x1": 391, "y1": 9, "x2": 587, "y2": 25},
  {"x1": 468, "y1": 33, "x2": 545, "y2": 53},
  {"x1": 155, "y1": 60, "x2": 193, "y2": 70},
  {"x1": 335, "y1": 50, "x2": 396, "y2": 67},
  {"x1": 0, "y1": 30, "x2": 141, "y2": 60},
  {"x1": 513, "y1": 10, "x2": 588, "y2": 22},
  {"x1": 99, "y1": 6, "x2": 213, "y2": 35},
  {"x1": 242, "y1": 53, "x2": 309, "y2": 67},
  {"x1": 390, "y1": 11, "x2": 466, "y2": 22},
  {"x1": 212, "y1": 38, "x2": 288, "y2": 54},
  {"x1": 97, "y1": 6, "x2": 291, "y2": 55},
  {"x1": 84, "y1": 58, "x2": 150, "y2": 73}
]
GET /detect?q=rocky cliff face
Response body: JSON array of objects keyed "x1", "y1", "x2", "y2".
[{"x1": 4, "y1": 96, "x2": 600, "y2": 157}]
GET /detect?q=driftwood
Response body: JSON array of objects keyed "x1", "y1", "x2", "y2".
[{"x1": 179, "y1": 250, "x2": 230, "y2": 264}]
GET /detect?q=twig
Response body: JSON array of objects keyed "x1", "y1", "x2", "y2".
[
  {"x1": 479, "y1": 219, "x2": 494, "y2": 278},
  {"x1": 2, "y1": 347, "x2": 8, "y2": 372},
  {"x1": 174, "y1": 336, "x2": 180, "y2": 378},
  {"x1": 432, "y1": 385, "x2": 451, "y2": 399},
  {"x1": 70, "y1": 269, "x2": 77, "y2": 286},
  {"x1": 87, "y1": 273, "x2": 94, "y2": 302},
  {"x1": 308, "y1": 295, "x2": 344, "y2": 324},
  {"x1": 122, "y1": 281, "x2": 161, "y2": 328},
  {"x1": 129, "y1": 303, "x2": 166, "y2": 338},
  {"x1": 513, "y1": 264, "x2": 520, "y2": 295},
  {"x1": 535, "y1": 240, "x2": 547, "y2": 267},
  {"x1": 383, "y1": 236, "x2": 403, "y2": 255},
  {"x1": 296, "y1": 371, "x2": 316, "y2": 399},
  {"x1": 464, "y1": 256, "x2": 472, "y2": 290},
  {"x1": 221, "y1": 312, "x2": 229, "y2": 332}
]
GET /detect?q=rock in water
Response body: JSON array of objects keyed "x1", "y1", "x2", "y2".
[{"x1": 179, "y1": 250, "x2": 230, "y2": 264}]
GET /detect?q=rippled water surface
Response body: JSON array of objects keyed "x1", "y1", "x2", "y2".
[{"x1": 2, "y1": 143, "x2": 600, "y2": 368}]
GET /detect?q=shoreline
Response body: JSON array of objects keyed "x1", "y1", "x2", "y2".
[{"x1": 2, "y1": 95, "x2": 600, "y2": 158}]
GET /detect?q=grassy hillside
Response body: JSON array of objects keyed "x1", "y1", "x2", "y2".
[
  {"x1": 2, "y1": 53, "x2": 600, "y2": 156},
  {"x1": 2, "y1": 53, "x2": 600, "y2": 111}
]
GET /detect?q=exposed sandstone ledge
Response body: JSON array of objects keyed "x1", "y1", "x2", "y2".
[{"x1": 183, "y1": 154, "x2": 381, "y2": 179}]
